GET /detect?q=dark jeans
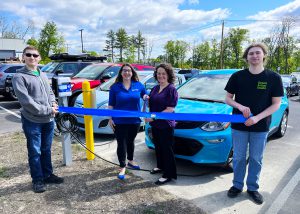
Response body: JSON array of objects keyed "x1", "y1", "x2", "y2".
[
  {"x1": 152, "y1": 127, "x2": 177, "y2": 179},
  {"x1": 21, "y1": 115, "x2": 54, "y2": 183},
  {"x1": 114, "y1": 124, "x2": 140, "y2": 168}
]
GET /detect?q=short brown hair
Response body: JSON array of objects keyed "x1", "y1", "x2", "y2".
[
  {"x1": 154, "y1": 63, "x2": 175, "y2": 84},
  {"x1": 114, "y1": 63, "x2": 139, "y2": 83},
  {"x1": 23, "y1": 46, "x2": 39, "y2": 54},
  {"x1": 243, "y1": 43, "x2": 268, "y2": 63}
]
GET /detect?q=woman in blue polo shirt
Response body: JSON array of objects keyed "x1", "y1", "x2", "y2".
[{"x1": 108, "y1": 63, "x2": 148, "y2": 180}]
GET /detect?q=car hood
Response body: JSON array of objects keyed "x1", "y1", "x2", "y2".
[
  {"x1": 175, "y1": 98, "x2": 232, "y2": 115},
  {"x1": 75, "y1": 89, "x2": 109, "y2": 108}
]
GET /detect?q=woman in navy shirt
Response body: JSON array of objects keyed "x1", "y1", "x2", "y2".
[
  {"x1": 108, "y1": 63, "x2": 148, "y2": 180},
  {"x1": 145, "y1": 63, "x2": 178, "y2": 185}
]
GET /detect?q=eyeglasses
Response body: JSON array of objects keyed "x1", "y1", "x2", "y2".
[
  {"x1": 122, "y1": 69, "x2": 132, "y2": 73},
  {"x1": 25, "y1": 53, "x2": 39, "y2": 58}
]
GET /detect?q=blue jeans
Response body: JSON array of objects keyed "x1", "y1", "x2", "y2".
[
  {"x1": 21, "y1": 115, "x2": 54, "y2": 183},
  {"x1": 231, "y1": 129, "x2": 268, "y2": 191}
]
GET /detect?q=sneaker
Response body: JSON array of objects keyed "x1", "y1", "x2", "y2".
[
  {"x1": 33, "y1": 181, "x2": 46, "y2": 193},
  {"x1": 44, "y1": 174, "x2": 64, "y2": 184},
  {"x1": 227, "y1": 186, "x2": 242, "y2": 198},
  {"x1": 247, "y1": 190, "x2": 264, "y2": 205},
  {"x1": 118, "y1": 168, "x2": 126, "y2": 180}
]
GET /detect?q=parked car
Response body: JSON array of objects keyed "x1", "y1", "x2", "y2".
[
  {"x1": 145, "y1": 69, "x2": 289, "y2": 170},
  {"x1": 177, "y1": 69, "x2": 201, "y2": 80},
  {"x1": 42, "y1": 53, "x2": 107, "y2": 83},
  {"x1": 280, "y1": 74, "x2": 299, "y2": 97},
  {"x1": 68, "y1": 63, "x2": 156, "y2": 106},
  {"x1": 74, "y1": 71, "x2": 186, "y2": 134},
  {"x1": 2, "y1": 64, "x2": 44, "y2": 100},
  {"x1": 291, "y1": 72, "x2": 300, "y2": 83},
  {"x1": 131, "y1": 64, "x2": 154, "y2": 71}
]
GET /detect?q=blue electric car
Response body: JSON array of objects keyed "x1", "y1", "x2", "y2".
[{"x1": 145, "y1": 69, "x2": 289, "y2": 170}]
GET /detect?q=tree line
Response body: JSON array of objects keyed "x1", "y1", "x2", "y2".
[{"x1": 1, "y1": 16, "x2": 299, "y2": 73}]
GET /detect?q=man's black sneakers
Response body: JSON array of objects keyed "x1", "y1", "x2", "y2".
[
  {"x1": 227, "y1": 186, "x2": 242, "y2": 198},
  {"x1": 33, "y1": 181, "x2": 46, "y2": 193},
  {"x1": 44, "y1": 174, "x2": 64, "y2": 184},
  {"x1": 247, "y1": 190, "x2": 264, "y2": 205}
]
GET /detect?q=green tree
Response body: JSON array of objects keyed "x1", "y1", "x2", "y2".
[
  {"x1": 164, "y1": 40, "x2": 175, "y2": 66},
  {"x1": 135, "y1": 30, "x2": 145, "y2": 63},
  {"x1": 228, "y1": 28, "x2": 249, "y2": 68},
  {"x1": 104, "y1": 30, "x2": 116, "y2": 62},
  {"x1": 115, "y1": 28, "x2": 128, "y2": 62},
  {"x1": 38, "y1": 21, "x2": 65, "y2": 61},
  {"x1": 27, "y1": 37, "x2": 39, "y2": 48},
  {"x1": 193, "y1": 41, "x2": 210, "y2": 69}
]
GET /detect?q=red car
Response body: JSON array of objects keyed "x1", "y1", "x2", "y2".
[{"x1": 68, "y1": 63, "x2": 154, "y2": 106}]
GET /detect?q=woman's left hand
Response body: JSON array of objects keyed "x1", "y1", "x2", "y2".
[
  {"x1": 143, "y1": 94, "x2": 149, "y2": 100},
  {"x1": 145, "y1": 118, "x2": 154, "y2": 123},
  {"x1": 244, "y1": 116, "x2": 259, "y2": 126}
]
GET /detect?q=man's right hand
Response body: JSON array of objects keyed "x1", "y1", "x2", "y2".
[{"x1": 238, "y1": 105, "x2": 251, "y2": 118}]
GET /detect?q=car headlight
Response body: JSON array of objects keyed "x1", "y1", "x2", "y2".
[
  {"x1": 201, "y1": 122, "x2": 230, "y2": 131},
  {"x1": 98, "y1": 102, "x2": 108, "y2": 109}
]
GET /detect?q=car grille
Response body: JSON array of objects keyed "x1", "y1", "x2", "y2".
[
  {"x1": 175, "y1": 121, "x2": 206, "y2": 129},
  {"x1": 147, "y1": 128, "x2": 203, "y2": 156}
]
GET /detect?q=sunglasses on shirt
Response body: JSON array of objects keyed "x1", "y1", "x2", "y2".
[{"x1": 25, "y1": 53, "x2": 40, "y2": 58}]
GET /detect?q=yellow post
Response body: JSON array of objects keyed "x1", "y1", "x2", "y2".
[{"x1": 82, "y1": 81, "x2": 95, "y2": 160}]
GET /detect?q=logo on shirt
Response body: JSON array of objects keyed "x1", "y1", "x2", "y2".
[
  {"x1": 132, "y1": 89, "x2": 139, "y2": 91},
  {"x1": 257, "y1": 81, "x2": 267, "y2": 90}
]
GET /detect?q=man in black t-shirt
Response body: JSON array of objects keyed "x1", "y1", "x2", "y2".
[{"x1": 224, "y1": 43, "x2": 283, "y2": 205}]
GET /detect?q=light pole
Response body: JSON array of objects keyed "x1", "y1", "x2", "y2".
[{"x1": 79, "y1": 29, "x2": 84, "y2": 53}]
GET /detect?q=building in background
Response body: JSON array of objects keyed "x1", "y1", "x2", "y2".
[{"x1": 0, "y1": 38, "x2": 26, "y2": 61}]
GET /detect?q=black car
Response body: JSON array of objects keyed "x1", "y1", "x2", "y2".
[
  {"x1": 281, "y1": 74, "x2": 299, "y2": 97},
  {"x1": 177, "y1": 69, "x2": 201, "y2": 80},
  {"x1": 42, "y1": 53, "x2": 107, "y2": 80}
]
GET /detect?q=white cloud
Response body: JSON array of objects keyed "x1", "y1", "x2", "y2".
[{"x1": 188, "y1": 0, "x2": 200, "y2": 5}]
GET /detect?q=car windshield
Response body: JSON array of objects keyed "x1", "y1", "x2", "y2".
[
  {"x1": 177, "y1": 74, "x2": 230, "y2": 102},
  {"x1": 41, "y1": 62, "x2": 59, "y2": 73},
  {"x1": 73, "y1": 64, "x2": 110, "y2": 79},
  {"x1": 99, "y1": 74, "x2": 150, "y2": 91},
  {"x1": 281, "y1": 76, "x2": 290, "y2": 83}
]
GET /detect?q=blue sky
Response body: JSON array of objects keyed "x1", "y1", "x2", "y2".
[{"x1": 0, "y1": 0, "x2": 299, "y2": 57}]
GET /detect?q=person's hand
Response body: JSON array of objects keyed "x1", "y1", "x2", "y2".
[
  {"x1": 238, "y1": 105, "x2": 251, "y2": 118},
  {"x1": 145, "y1": 118, "x2": 154, "y2": 123},
  {"x1": 52, "y1": 106, "x2": 59, "y2": 115},
  {"x1": 244, "y1": 116, "x2": 259, "y2": 126},
  {"x1": 143, "y1": 94, "x2": 149, "y2": 100},
  {"x1": 108, "y1": 118, "x2": 115, "y2": 131}
]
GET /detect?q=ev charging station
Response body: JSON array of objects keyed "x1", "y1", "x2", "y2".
[{"x1": 53, "y1": 76, "x2": 73, "y2": 166}]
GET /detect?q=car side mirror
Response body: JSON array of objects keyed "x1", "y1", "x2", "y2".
[{"x1": 102, "y1": 74, "x2": 112, "y2": 80}]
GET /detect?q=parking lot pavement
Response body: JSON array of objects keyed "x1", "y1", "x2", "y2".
[
  {"x1": 88, "y1": 98, "x2": 300, "y2": 214},
  {"x1": 0, "y1": 98, "x2": 22, "y2": 134}
]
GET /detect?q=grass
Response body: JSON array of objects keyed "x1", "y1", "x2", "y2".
[{"x1": 0, "y1": 166, "x2": 8, "y2": 178}]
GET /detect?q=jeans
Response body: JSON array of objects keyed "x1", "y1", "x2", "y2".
[
  {"x1": 114, "y1": 124, "x2": 140, "y2": 168},
  {"x1": 231, "y1": 129, "x2": 268, "y2": 191},
  {"x1": 21, "y1": 115, "x2": 54, "y2": 183}
]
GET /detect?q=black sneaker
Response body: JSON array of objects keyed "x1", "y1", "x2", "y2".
[
  {"x1": 33, "y1": 181, "x2": 46, "y2": 193},
  {"x1": 227, "y1": 186, "x2": 242, "y2": 198},
  {"x1": 44, "y1": 174, "x2": 64, "y2": 184},
  {"x1": 247, "y1": 190, "x2": 264, "y2": 205}
]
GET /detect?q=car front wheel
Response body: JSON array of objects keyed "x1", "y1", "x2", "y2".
[{"x1": 274, "y1": 110, "x2": 288, "y2": 137}]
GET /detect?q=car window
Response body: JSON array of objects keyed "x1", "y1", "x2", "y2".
[
  {"x1": 178, "y1": 74, "x2": 230, "y2": 101},
  {"x1": 144, "y1": 77, "x2": 157, "y2": 90},
  {"x1": 101, "y1": 66, "x2": 120, "y2": 78},
  {"x1": 4, "y1": 66, "x2": 23, "y2": 73},
  {"x1": 74, "y1": 64, "x2": 108, "y2": 79},
  {"x1": 41, "y1": 62, "x2": 59, "y2": 73},
  {"x1": 174, "y1": 76, "x2": 180, "y2": 87},
  {"x1": 57, "y1": 63, "x2": 78, "y2": 74},
  {"x1": 281, "y1": 76, "x2": 291, "y2": 83}
]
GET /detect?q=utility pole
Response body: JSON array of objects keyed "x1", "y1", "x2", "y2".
[
  {"x1": 79, "y1": 29, "x2": 84, "y2": 53},
  {"x1": 220, "y1": 20, "x2": 225, "y2": 69}
]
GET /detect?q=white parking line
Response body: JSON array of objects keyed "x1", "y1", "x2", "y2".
[
  {"x1": 265, "y1": 168, "x2": 300, "y2": 214},
  {"x1": 0, "y1": 105, "x2": 21, "y2": 119}
]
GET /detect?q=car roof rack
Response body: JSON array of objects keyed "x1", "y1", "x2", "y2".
[{"x1": 49, "y1": 53, "x2": 107, "y2": 62}]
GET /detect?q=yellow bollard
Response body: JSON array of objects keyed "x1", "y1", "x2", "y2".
[{"x1": 82, "y1": 81, "x2": 95, "y2": 160}]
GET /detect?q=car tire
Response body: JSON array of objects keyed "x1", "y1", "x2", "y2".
[
  {"x1": 274, "y1": 110, "x2": 288, "y2": 138},
  {"x1": 223, "y1": 150, "x2": 233, "y2": 172}
]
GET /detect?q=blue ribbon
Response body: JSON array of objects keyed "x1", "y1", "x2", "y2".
[{"x1": 59, "y1": 107, "x2": 246, "y2": 123}]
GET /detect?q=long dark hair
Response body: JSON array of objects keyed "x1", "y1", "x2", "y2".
[{"x1": 114, "y1": 63, "x2": 139, "y2": 83}]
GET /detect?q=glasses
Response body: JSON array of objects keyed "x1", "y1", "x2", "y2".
[
  {"x1": 122, "y1": 69, "x2": 132, "y2": 73},
  {"x1": 25, "y1": 53, "x2": 39, "y2": 58}
]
